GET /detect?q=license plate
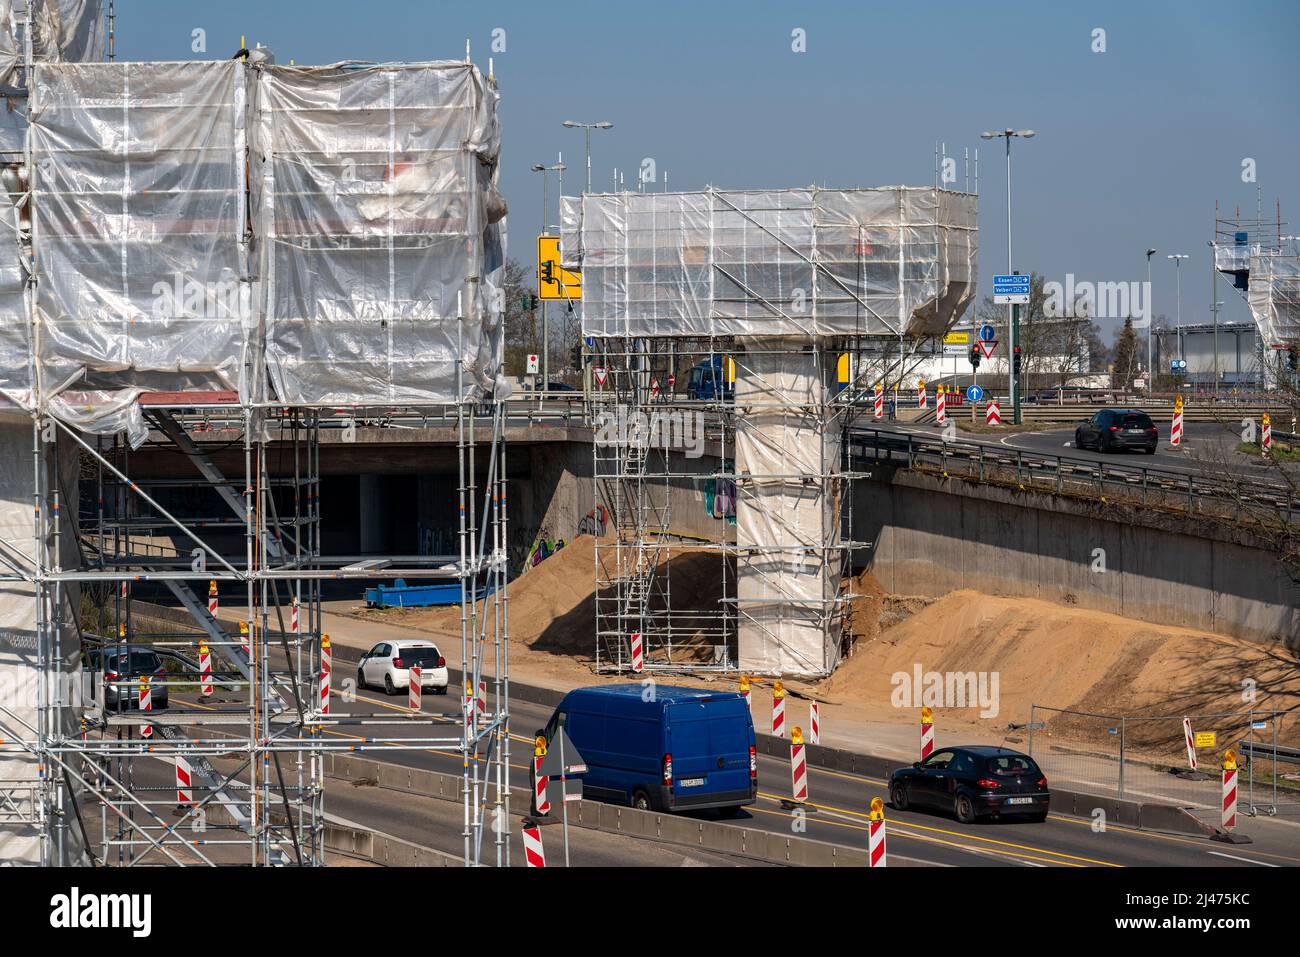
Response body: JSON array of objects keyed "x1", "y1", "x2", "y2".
[
  {"x1": 1007, "y1": 796, "x2": 1035, "y2": 805},
  {"x1": 679, "y1": 777, "x2": 706, "y2": 788},
  {"x1": 1127, "y1": 429, "x2": 1144, "y2": 434}
]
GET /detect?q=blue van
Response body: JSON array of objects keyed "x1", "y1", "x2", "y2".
[{"x1": 537, "y1": 685, "x2": 757, "y2": 816}]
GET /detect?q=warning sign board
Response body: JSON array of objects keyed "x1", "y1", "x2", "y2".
[{"x1": 537, "y1": 235, "x2": 582, "y2": 302}]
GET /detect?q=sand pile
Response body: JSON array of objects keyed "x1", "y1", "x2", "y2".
[
  {"x1": 370, "y1": 535, "x2": 724, "y2": 663},
  {"x1": 824, "y1": 588, "x2": 1300, "y2": 749}
]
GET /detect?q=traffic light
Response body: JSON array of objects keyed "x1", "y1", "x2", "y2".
[
  {"x1": 969, "y1": 345, "x2": 981, "y2": 370},
  {"x1": 1013, "y1": 346, "x2": 1022, "y2": 376},
  {"x1": 571, "y1": 343, "x2": 583, "y2": 369},
  {"x1": 521, "y1": 293, "x2": 538, "y2": 311},
  {"x1": 539, "y1": 261, "x2": 555, "y2": 285}
]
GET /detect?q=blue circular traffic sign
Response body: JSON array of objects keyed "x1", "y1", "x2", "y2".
[
  {"x1": 967, "y1": 385, "x2": 984, "y2": 403},
  {"x1": 979, "y1": 324, "x2": 996, "y2": 342}
]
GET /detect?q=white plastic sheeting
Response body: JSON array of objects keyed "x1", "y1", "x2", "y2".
[
  {"x1": 0, "y1": 0, "x2": 105, "y2": 88},
  {"x1": 1246, "y1": 249, "x2": 1300, "y2": 347},
  {"x1": 0, "y1": 414, "x2": 85, "y2": 865},
  {"x1": 566, "y1": 187, "x2": 977, "y2": 339},
  {"x1": 734, "y1": 340, "x2": 843, "y2": 677},
  {"x1": 251, "y1": 62, "x2": 505, "y2": 405},
  {"x1": 28, "y1": 59, "x2": 249, "y2": 409}
]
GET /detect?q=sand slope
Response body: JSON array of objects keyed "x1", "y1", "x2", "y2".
[{"x1": 826, "y1": 588, "x2": 1300, "y2": 748}]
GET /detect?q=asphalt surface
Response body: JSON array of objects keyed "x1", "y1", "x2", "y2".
[
  {"x1": 863, "y1": 419, "x2": 1289, "y2": 484},
  {"x1": 183, "y1": 648, "x2": 1295, "y2": 869}
]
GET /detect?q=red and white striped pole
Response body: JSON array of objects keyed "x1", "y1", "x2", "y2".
[
  {"x1": 1170, "y1": 395, "x2": 1184, "y2": 447},
  {"x1": 917, "y1": 379, "x2": 927, "y2": 409},
  {"x1": 522, "y1": 824, "x2": 546, "y2": 867},
  {"x1": 534, "y1": 735, "x2": 550, "y2": 815},
  {"x1": 920, "y1": 706, "x2": 934, "y2": 761},
  {"x1": 207, "y1": 579, "x2": 218, "y2": 618},
  {"x1": 873, "y1": 383, "x2": 884, "y2": 420},
  {"x1": 772, "y1": 681, "x2": 786, "y2": 738},
  {"x1": 809, "y1": 700, "x2": 820, "y2": 745},
  {"x1": 789, "y1": 726, "x2": 809, "y2": 805},
  {"x1": 1262, "y1": 412, "x2": 1272, "y2": 455},
  {"x1": 868, "y1": 797, "x2": 887, "y2": 868},
  {"x1": 319, "y1": 634, "x2": 331, "y2": 714},
  {"x1": 408, "y1": 665, "x2": 422, "y2": 712},
  {"x1": 986, "y1": 400, "x2": 1002, "y2": 427},
  {"x1": 138, "y1": 675, "x2": 153, "y2": 739},
  {"x1": 1182, "y1": 716, "x2": 1197, "y2": 771},
  {"x1": 630, "y1": 631, "x2": 644, "y2": 673},
  {"x1": 198, "y1": 641, "x2": 213, "y2": 698},
  {"x1": 176, "y1": 755, "x2": 193, "y2": 807},
  {"x1": 239, "y1": 620, "x2": 250, "y2": 659},
  {"x1": 290, "y1": 595, "x2": 300, "y2": 634},
  {"x1": 1221, "y1": 750, "x2": 1238, "y2": 830},
  {"x1": 936, "y1": 385, "x2": 947, "y2": 424},
  {"x1": 477, "y1": 679, "x2": 488, "y2": 725},
  {"x1": 464, "y1": 681, "x2": 475, "y2": 727}
]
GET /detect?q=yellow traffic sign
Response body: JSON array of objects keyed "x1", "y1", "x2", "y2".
[
  {"x1": 944, "y1": 330, "x2": 971, "y2": 345},
  {"x1": 1195, "y1": 731, "x2": 1217, "y2": 748},
  {"x1": 537, "y1": 235, "x2": 582, "y2": 301}
]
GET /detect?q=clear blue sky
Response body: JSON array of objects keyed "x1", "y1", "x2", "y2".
[{"x1": 119, "y1": 0, "x2": 1299, "y2": 340}]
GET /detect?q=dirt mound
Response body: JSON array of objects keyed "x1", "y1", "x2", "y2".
[
  {"x1": 824, "y1": 589, "x2": 1300, "y2": 749},
  {"x1": 372, "y1": 535, "x2": 724, "y2": 663}
]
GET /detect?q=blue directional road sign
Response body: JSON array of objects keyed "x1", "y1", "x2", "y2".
[
  {"x1": 966, "y1": 385, "x2": 984, "y2": 403},
  {"x1": 993, "y1": 274, "x2": 1031, "y2": 305},
  {"x1": 979, "y1": 323, "x2": 996, "y2": 342}
]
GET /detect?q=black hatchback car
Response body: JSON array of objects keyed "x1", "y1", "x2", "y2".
[
  {"x1": 1075, "y1": 408, "x2": 1158, "y2": 453},
  {"x1": 889, "y1": 746, "x2": 1050, "y2": 823}
]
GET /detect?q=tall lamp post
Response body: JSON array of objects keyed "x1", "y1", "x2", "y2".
[
  {"x1": 981, "y1": 128, "x2": 1036, "y2": 424},
  {"x1": 531, "y1": 159, "x2": 566, "y2": 389},
  {"x1": 562, "y1": 120, "x2": 613, "y2": 194},
  {"x1": 1168, "y1": 253, "x2": 1189, "y2": 372},
  {"x1": 1145, "y1": 248, "x2": 1156, "y2": 389}
]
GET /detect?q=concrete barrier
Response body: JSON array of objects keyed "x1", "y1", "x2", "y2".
[{"x1": 322, "y1": 751, "x2": 916, "y2": 866}]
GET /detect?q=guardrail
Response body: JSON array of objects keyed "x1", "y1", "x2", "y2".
[{"x1": 848, "y1": 426, "x2": 1298, "y2": 523}]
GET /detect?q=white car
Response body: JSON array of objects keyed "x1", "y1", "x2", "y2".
[{"x1": 356, "y1": 639, "x2": 449, "y2": 696}]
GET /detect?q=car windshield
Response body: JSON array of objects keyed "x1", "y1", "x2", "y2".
[
  {"x1": 1119, "y1": 412, "x2": 1153, "y2": 428},
  {"x1": 399, "y1": 646, "x2": 441, "y2": 665},
  {"x1": 986, "y1": 755, "x2": 1039, "y2": 776},
  {"x1": 102, "y1": 651, "x2": 161, "y2": 674}
]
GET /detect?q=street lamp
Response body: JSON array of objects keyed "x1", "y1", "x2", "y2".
[
  {"x1": 562, "y1": 120, "x2": 613, "y2": 194},
  {"x1": 531, "y1": 158, "x2": 567, "y2": 388},
  {"x1": 1167, "y1": 253, "x2": 1189, "y2": 364},
  {"x1": 1145, "y1": 248, "x2": 1156, "y2": 385},
  {"x1": 981, "y1": 128, "x2": 1036, "y2": 423}
]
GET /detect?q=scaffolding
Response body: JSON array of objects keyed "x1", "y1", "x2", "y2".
[
  {"x1": 0, "y1": 24, "x2": 511, "y2": 866},
  {"x1": 1213, "y1": 208, "x2": 1300, "y2": 349},
  {"x1": 569, "y1": 186, "x2": 977, "y2": 677}
]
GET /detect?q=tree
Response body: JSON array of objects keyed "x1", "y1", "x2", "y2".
[
  {"x1": 500, "y1": 258, "x2": 537, "y2": 377},
  {"x1": 1111, "y1": 317, "x2": 1140, "y2": 388}
]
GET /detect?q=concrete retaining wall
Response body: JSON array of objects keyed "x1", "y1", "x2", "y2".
[{"x1": 855, "y1": 469, "x2": 1299, "y2": 648}]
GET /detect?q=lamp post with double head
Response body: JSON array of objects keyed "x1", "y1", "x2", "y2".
[{"x1": 981, "y1": 128, "x2": 1036, "y2": 423}]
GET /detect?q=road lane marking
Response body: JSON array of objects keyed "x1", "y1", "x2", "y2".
[
  {"x1": 759, "y1": 785, "x2": 1123, "y2": 868},
  {"x1": 1207, "y1": 850, "x2": 1279, "y2": 867}
]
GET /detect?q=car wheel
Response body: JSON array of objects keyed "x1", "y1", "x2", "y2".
[
  {"x1": 954, "y1": 793, "x2": 977, "y2": 824},
  {"x1": 383, "y1": 674, "x2": 396, "y2": 696},
  {"x1": 890, "y1": 782, "x2": 909, "y2": 812},
  {"x1": 1025, "y1": 811, "x2": 1048, "y2": 823},
  {"x1": 1074, "y1": 430, "x2": 1084, "y2": 449},
  {"x1": 356, "y1": 669, "x2": 366, "y2": 691},
  {"x1": 1144, "y1": 445, "x2": 1156, "y2": 455},
  {"x1": 631, "y1": 790, "x2": 652, "y2": 812}
]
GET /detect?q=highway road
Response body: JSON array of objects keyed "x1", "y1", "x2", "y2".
[
  {"x1": 164, "y1": 646, "x2": 1297, "y2": 868},
  {"x1": 864, "y1": 419, "x2": 1289, "y2": 483}
]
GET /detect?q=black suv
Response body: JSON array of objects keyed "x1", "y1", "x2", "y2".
[{"x1": 1075, "y1": 408, "x2": 1158, "y2": 453}]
